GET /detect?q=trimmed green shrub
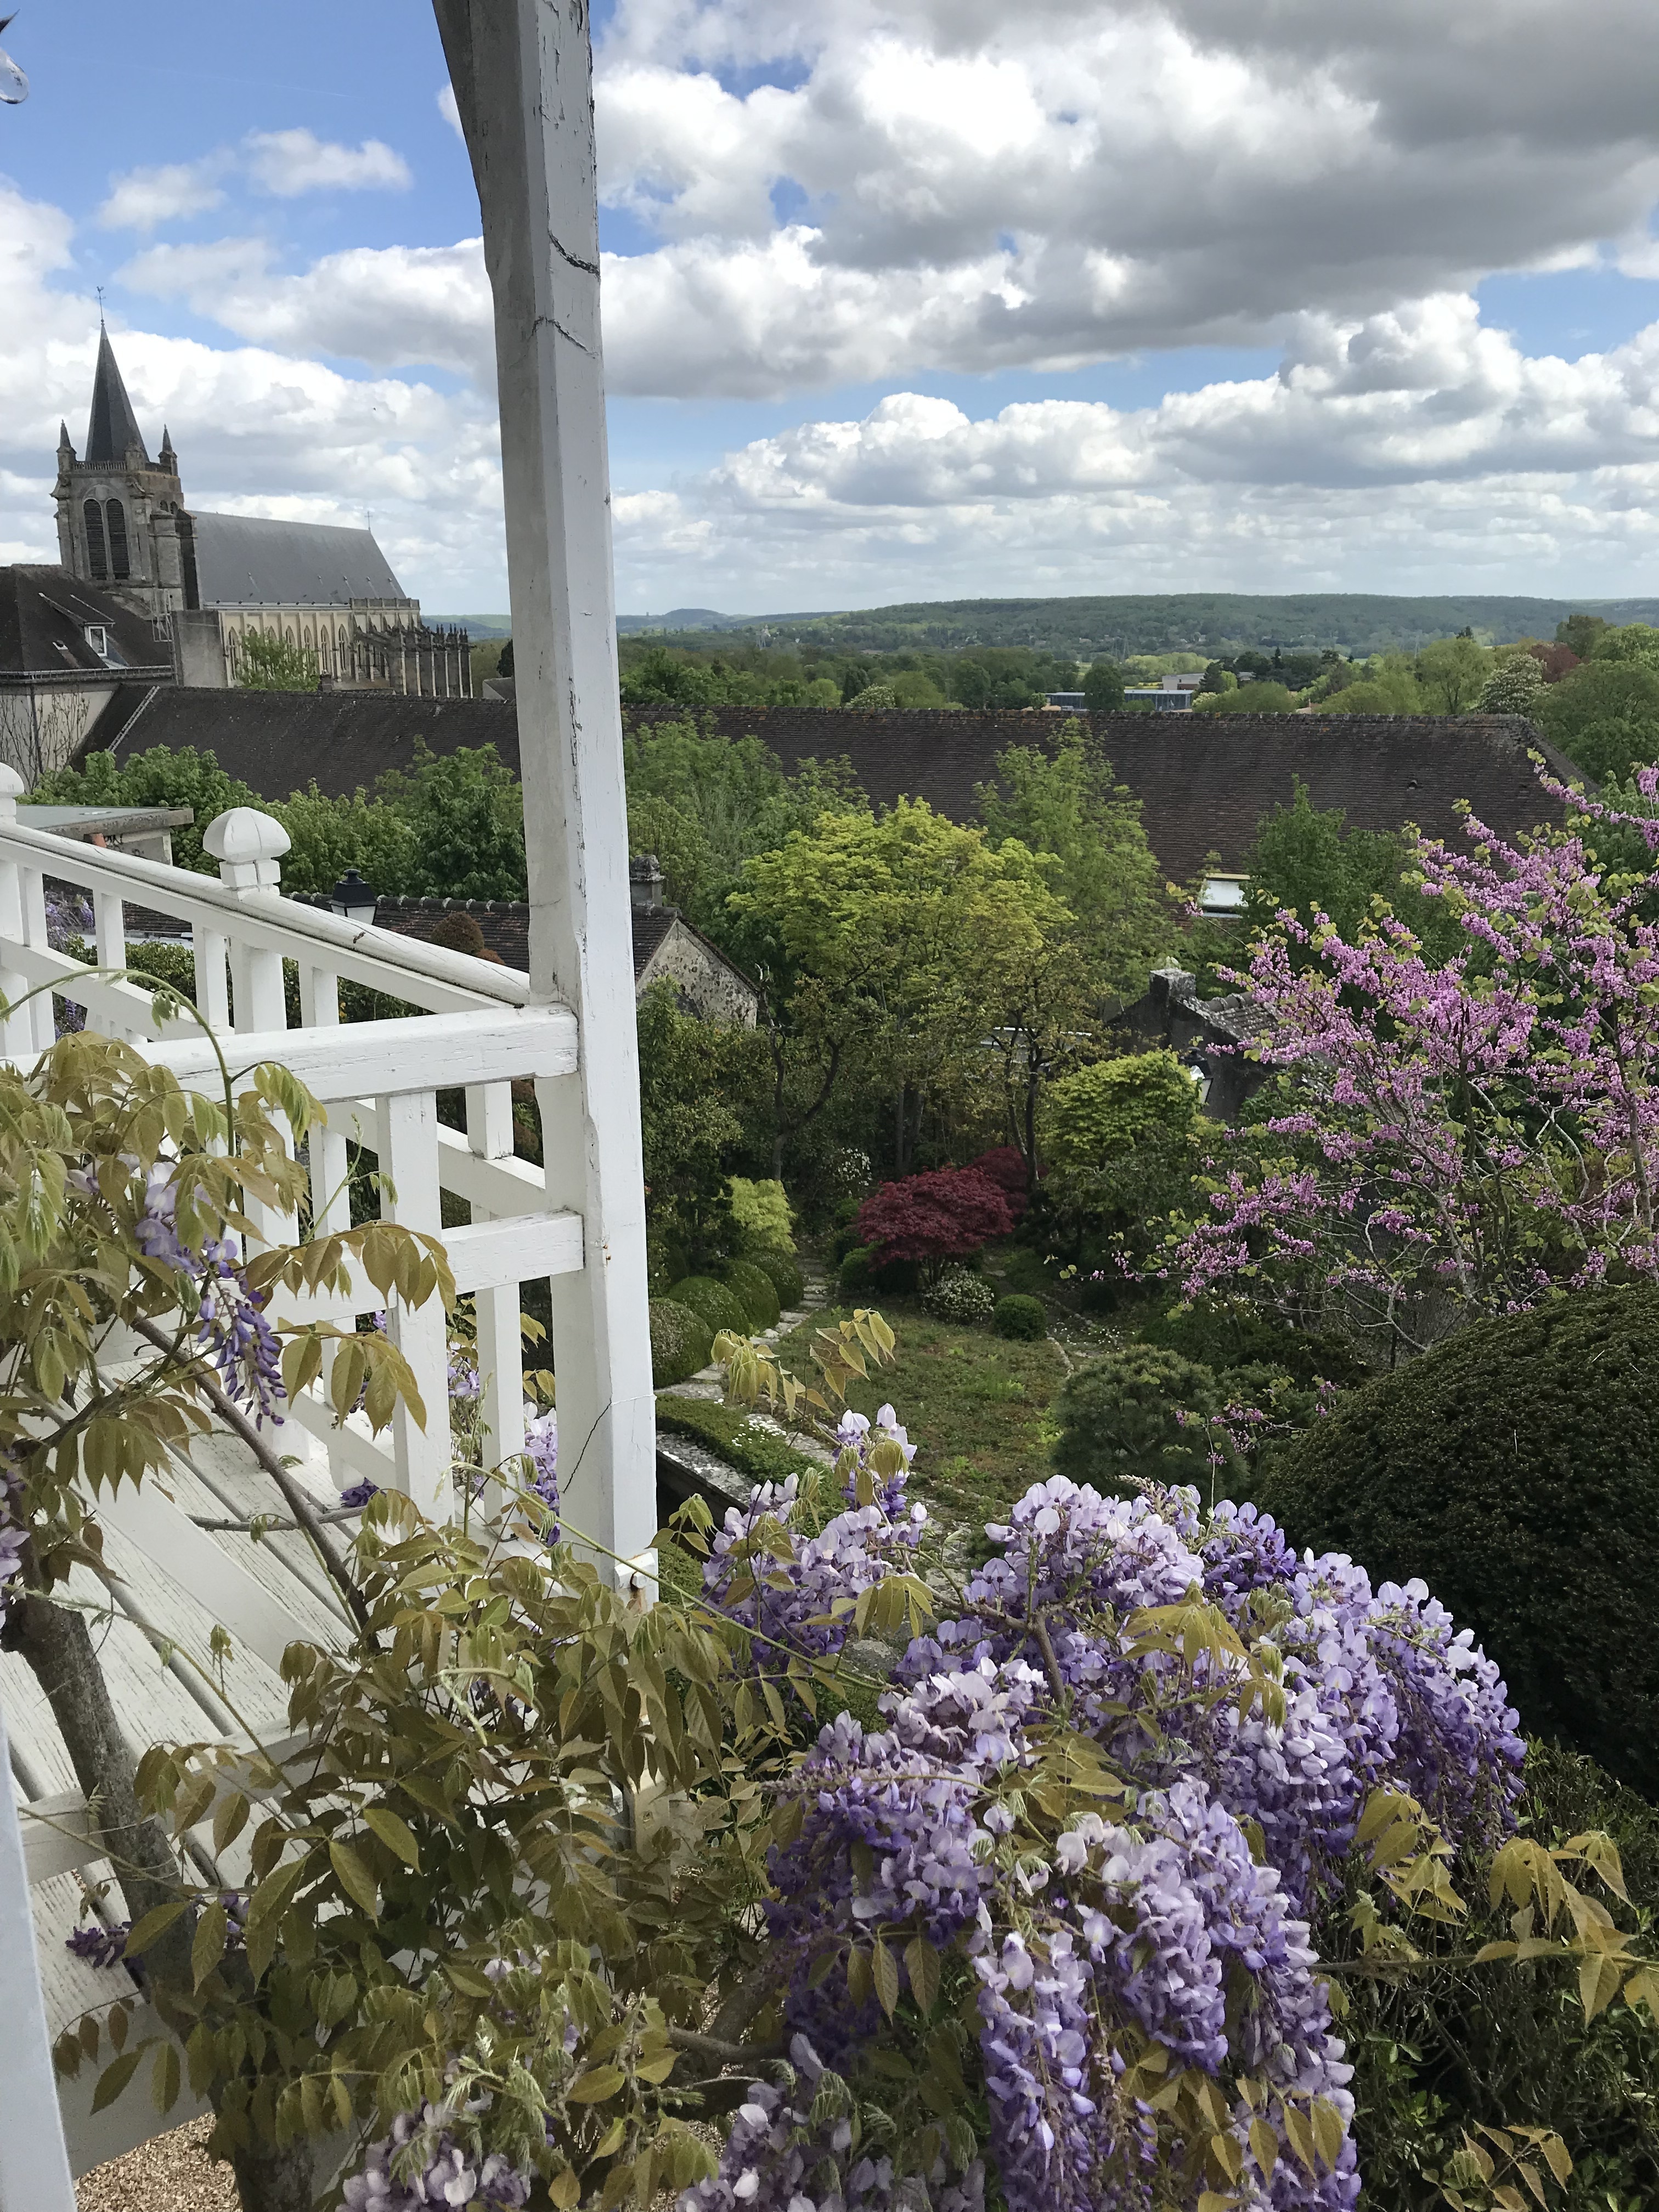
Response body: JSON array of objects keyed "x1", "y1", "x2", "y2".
[
  {"x1": 664, "y1": 1274, "x2": 751, "y2": 1340},
  {"x1": 1139, "y1": 1298, "x2": 1366, "y2": 1390},
  {"x1": 1256, "y1": 1286, "x2": 1659, "y2": 1793},
  {"x1": 994, "y1": 1294, "x2": 1047, "y2": 1341},
  {"x1": 655, "y1": 1395, "x2": 821, "y2": 1489},
  {"x1": 1052, "y1": 1345, "x2": 1220, "y2": 1495},
  {"x1": 727, "y1": 1175, "x2": 795, "y2": 1252},
  {"x1": 838, "y1": 1246, "x2": 919, "y2": 1300},
  {"x1": 717, "y1": 1257, "x2": 782, "y2": 1331},
  {"x1": 838, "y1": 1245, "x2": 873, "y2": 1298},
  {"x1": 923, "y1": 1267, "x2": 996, "y2": 1325},
  {"x1": 650, "y1": 1299, "x2": 715, "y2": 1386},
  {"x1": 1043, "y1": 1049, "x2": 1198, "y2": 1170},
  {"x1": 122, "y1": 940, "x2": 198, "y2": 1003},
  {"x1": 745, "y1": 1246, "x2": 805, "y2": 1311}
]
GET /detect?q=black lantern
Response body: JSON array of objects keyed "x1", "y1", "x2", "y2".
[{"x1": 330, "y1": 868, "x2": 377, "y2": 924}]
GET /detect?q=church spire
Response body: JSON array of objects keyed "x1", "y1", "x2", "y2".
[
  {"x1": 159, "y1": 424, "x2": 177, "y2": 472},
  {"x1": 85, "y1": 325, "x2": 150, "y2": 467}
]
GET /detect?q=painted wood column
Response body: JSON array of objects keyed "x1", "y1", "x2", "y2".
[{"x1": 433, "y1": 0, "x2": 656, "y2": 1583}]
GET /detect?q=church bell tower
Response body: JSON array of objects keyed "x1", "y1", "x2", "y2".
[{"x1": 54, "y1": 326, "x2": 200, "y2": 619}]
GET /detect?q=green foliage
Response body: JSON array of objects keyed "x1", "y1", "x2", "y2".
[
  {"x1": 1478, "y1": 654, "x2": 1546, "y2": 715},
  {"x1": 976, "y1": 720, "x2": 1169, "y2": 1001},
  {"x1": 1237, "y1": 780, "x2": 1421, "y2": 954},
  {"x1": 1043, "y1": 1049, "x2": 1198, "y2": 1169},
  {"x1": 716, "y1": 1257, "x2": 783, "y2": 1330},
  {"x1": 666, "y1": 1274, "x2": 752, "y2": 1339},
  {"x1": 236, "y1": 630, "x2": 318, "y2": 691},
  {"x1": 1321, "y1": 656, "x2": 1428, "y2": 714},
  {"x1": 649, "y1": 1297, "x2": 715, "y2": 1386},
  {"x1": 1081, "y1": 659, "x2": 1125, "y2": 712},
  {"x1": 121, "y1": 940, "x2": 199, "y2": 1003},
  {"x1": 1414, "y1": 634, "x2": 1492, "y2": 714},
  {"x1": 1197, "y1": 681, "x2": 1302, "y2": 713},
  {"x1": 30, "y1": 746, "x2": 263, "y2": 873},
  {"x1": 992, "y1": 1293, "x2": 1047, "y2": 1340},
  {"x1": 107, "y1": 1511, "x2": 796, "y2": 2207},
  {"x1": 743, "y1": 1245, "x2": 805, "y2": 1311},
  {"x1": 1139, "y1": 1295, "x2": 1365, "y2": 1390},
  {"x1": 727, "y1": 1175, "x2": 795, "y2": 1251},
  {"x1": 921, "y1": 1267, "x2": 997, "y2": 1325},
  {"x1": 653, "y1": 1392, "x2": 825, "y2": 1491},
  {"x1": 1051, "y1": 1342, "x2": 1220, "y2": 1494},
  {"x1": 1345, "y1": 1741, "x2": 1659, "y2": 2211},
  {"x1": 636, "y1": 983, "x2": 768, "y2": 1253},
  {"x1": 1257, "y1": 1286, "x2": 1659, "y2": 1793},
  {"x1": 1537, "y1": 657, "x2": 1659, "y2": 782},
  {"x1": 366, "y1": 742, "x2": 527, "y2": 900},
  {"x1": 839, "y1": 1245, "x2": 874, "y2": 1299},
  {"x1": 846, "y1": 684, "x2": 899, "y2": 710}
]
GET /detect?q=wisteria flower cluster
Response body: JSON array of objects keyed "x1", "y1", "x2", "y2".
[
  {"x1": 701, "y1": 1404, "x2": 924, "y2": 1664},
  {"x1": 342, "y1": 2103, "x2": 532, "y2": 2211},
  {"x1": 690, "y1": 1462, "x2": 1525, "y2": 2212},
  {"x1": 133, "y1": 1163, "x2": 284, "y2": 1423}
]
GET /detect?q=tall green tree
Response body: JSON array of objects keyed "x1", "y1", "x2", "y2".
[
  {"x1": 1414, "y1": 634, "x2": 1491, "y2": 713},
  {"x1": 237, "y1": 631, "x2": 319, "y2": 691}
]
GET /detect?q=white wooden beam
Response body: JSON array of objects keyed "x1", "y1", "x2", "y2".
[
  {"x1": 142, "y1": 1005, "x2": 578, "y2": 1101},
  {"x1": 0, "y1": 1699, "x2": 78, "y2": 2209},
  {"x1": 435, "y1": 0, "x2": 657, "y2": 1578}
]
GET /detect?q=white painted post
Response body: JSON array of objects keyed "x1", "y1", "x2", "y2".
[
  {"x1": 0, "y1": 764, "x2": 38, "y2": 1059},
  {"x1": 93, "y1": 883, "x2": 129, "y2": 1043},
  {"x1": 379, "y1": 1088, "x2": 452, "y2": 1521},
  {"x1": 0, "y1": 1697, "x2": 79, "y2": 2211},
  {"x1": 436, "y1": 0, "x2": 657, "y2": 1588},
  {"x1": 204, "y1": 809, "x2": 295, "y2": 1247},
  {"x1": 466, "y1": 1080, "x2": 527, "y2": 1518},
  {"x1": 20, "y1": 860, "x2": 55, "y2": 1052},
  {"x1": 301, "y1": 960, "x2": 357, "y2": 1495}
]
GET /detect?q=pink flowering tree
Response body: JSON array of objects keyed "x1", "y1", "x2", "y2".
[{"x1": 1164, "y1": 767, "x2": 1659, "y2": 1357}]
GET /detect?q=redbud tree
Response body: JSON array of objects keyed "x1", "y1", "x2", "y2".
[{"x1": 1164, "y1": 766, "x2": 1659, "y2": 1358}]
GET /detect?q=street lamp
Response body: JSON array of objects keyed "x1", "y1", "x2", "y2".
[{"x1": 330, "y1": 868, "x2": 377, "y2": 925}]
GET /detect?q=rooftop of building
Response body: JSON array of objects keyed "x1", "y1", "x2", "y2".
[
  {"x1": 76, "y1": 692, "x2": 1581, "y2": 885},
  {"x1": 190, "y1": 514, "x2": 413, "y2": 609},
  {"x1": 0, "y1": 567, "x2": 173, "y2": 682}
]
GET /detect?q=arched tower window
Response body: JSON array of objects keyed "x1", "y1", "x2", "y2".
[
  {"x1": 83, "y1": 499, "x2": 109, "y2": 582},
  {"x1": 104, "y1": 499, "x2": 131, "y2": 581}
]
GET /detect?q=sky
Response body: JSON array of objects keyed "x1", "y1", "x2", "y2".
[{"x1": 4, "y1": 0, "x2": 1659, "y2": 618}]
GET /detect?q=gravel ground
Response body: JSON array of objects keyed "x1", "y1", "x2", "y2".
[{"x1": 77, "y1": 2118, "x2": 238, "y2": 2212}]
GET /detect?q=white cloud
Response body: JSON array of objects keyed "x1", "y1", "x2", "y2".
[
  {"x1": 244, "y1": 129, "x2": 413, "y2": 199},
  {"x1": 606, "y1": 300, "x2": 1659, "y2": 607},
  {"x1": 98, "y1": 159, "x2": 228, "y2": 234},
  {"x1": 575, "y1": 0, "x2": 1659, "y2": 396},
  {"x1": 438, "y1": 83, "x2": 465, "y2": 144}
]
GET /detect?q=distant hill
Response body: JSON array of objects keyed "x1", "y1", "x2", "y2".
[
  {"x1": 613, "y1": 593, "x2": 1659, "y2": 659},
  {"x1": 430, "y1": 613, "x2": 512, "y2": 638}
]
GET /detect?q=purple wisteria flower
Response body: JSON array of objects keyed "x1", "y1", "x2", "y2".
[{"x1": 342, "y1": 2105, "x2": 531, "y2": 2211}]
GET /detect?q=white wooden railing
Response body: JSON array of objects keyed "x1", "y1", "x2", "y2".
[{"x1": 0, "y1": 766, "x2": 588, "y2": 1525}]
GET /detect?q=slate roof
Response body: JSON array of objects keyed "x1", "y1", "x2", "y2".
[
  {"x1": 191, "y1": 514, "x2": 412, "y2": 608},
  {"x1": 0, "y1": 567, "x2": 173, "y2": 680},
  {"x1": 76, "y1": 695, "x2": 1580, "y2": 885},
  {"x1": 84, "y1": 328, "x2": 151, "y2": 466},
  {"x1": 306, "y1": 894, "x2": 739, "y2": 995}
]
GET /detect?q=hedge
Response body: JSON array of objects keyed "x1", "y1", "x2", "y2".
[
  {"x1": 650, "y1": 1299, "x2": 715, "y2": 1387},
  {"x1": 1051, "y1": 1344, "x2": 1219, "y2": 1495},
  {"x1": 717, "y1": 1257, "x2": 782, "y2": 1331},
  {"x1": 655, "y1": 1394, "x2": 822, "y2": 1491},
  {"x1": 744, "y1": 1246, "x2": 805, "y2": 1311},
  {"x1": 664, "y1": 1275, "x2": 751, "y2": 1340},
  {"x1": 1257, "y1": 1286, "x2": 1659, "y2": 1795}
]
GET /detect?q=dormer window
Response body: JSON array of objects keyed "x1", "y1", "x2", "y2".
[{"x1": 84, "y1": 624, "x2": 110, "y2": 661}]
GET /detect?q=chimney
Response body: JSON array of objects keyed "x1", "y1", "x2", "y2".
[{"x1": 629, "y1": 853, "x2": 664, "y2": 910}]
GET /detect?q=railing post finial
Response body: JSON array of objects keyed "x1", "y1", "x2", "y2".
[
  {"x1": 0, "y1": 764, "x2": 24, "y2": 825},
  {"x1": 203, "y1": 807, "x2": 290, "y2": 895}
]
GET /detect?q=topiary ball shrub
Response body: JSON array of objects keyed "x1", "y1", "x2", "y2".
[
  {"x1": 744, "y1": 1246, "x2": 804, "y2": 1311},
  {"x1": 1052, "y1": 1344, "x2": 1219, "y2": 1496},
  {"x1": 716, "y1": 1257, "x2": 782, "y2": 1331},
  {"x1": 922, "y1": 1267, "x2": 996, "y2": 1325},
  {"x1": 664, "y1": 1275, "x2": 751, "y2": 1341},
  {"x1": 650, "y1": 1299, "x2": 714, "y2": 1386},
  {"x1": 1140, "y1": 1297, "x2": 1367, "y2": 1391},
  {"x1": 838, "y1": 1245, "x2": 873, "y2": 1299},
  {"x1": 1256, "y1": 1286, "x2": 1659, "y2": 1795},
  {"x1": 993, "y1": 1293, "x2": 1047, "y2": 1341}
]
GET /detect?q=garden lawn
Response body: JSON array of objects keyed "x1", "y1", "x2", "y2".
[{"x1": 775, "y1": 1301, "x2": 1068, "y2": 1530}]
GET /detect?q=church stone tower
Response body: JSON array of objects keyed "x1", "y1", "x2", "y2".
[{"x1": 54, "y1": 327, "x2": 200, "y2": 620}]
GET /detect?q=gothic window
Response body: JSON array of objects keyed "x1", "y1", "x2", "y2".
[
  {"x1": 83, "y1": 499, "x2": 108, "y2": 582},
  {"x1": 177, "y1": 512, "x2": 200, "y2": 610},
  {"x1": 303, "y1": 624, "x2": 314, "y2": 648},
  {"x1": 104, "y1": 498, "x2": 131, "y2": 580}
]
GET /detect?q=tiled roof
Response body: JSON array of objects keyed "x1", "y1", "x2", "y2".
[
  {"x1": 0, "y1": 567, "x2": 173, "y2": 680},
  {"x1": 191, "y1": 514, "x2": 411, "y2": 608},
  {"x1": 79, "y1": 693, "x2": 1581, "y2": 887}
]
